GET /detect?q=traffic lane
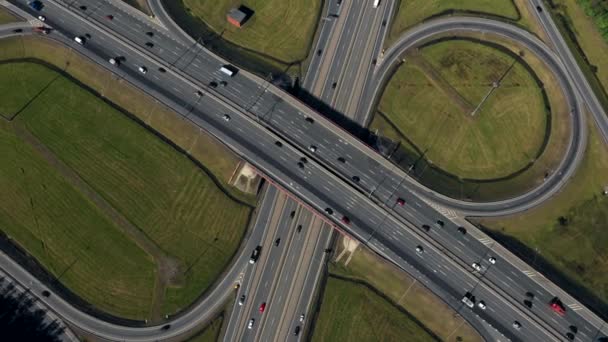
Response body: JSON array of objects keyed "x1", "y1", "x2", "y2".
[
  {"x1": 319, "y1": 0, "x2": 366, "y2": 102},
  {"x1": 284, "y1": 226, "x2": 332, "y2": 341},
  {"x1": 235, "y1": 197, "x2": 297, "y2": 341},
  {"x1": 42, "y1": 0, "x2": 267, "y2": 117},
  {"x1": 367, "y1": 236, "x2": 557, "y2": 342},
  {"x1": 262, "y1": 218, "x2": 327, "y2": 341},
  {"x1": 334, "y1": 2, "x2": 384, "y2": 113},
  {"x1": 373, "y1": 217, "x2": 567, "y2": 341},
  {"x1": 243, "y1": 206, "x2": 309, "y2": 342},
  {"x1": 222, "y1": 186, "x2": 282, "y2": 342},
  {"x1": 253, "y1": 211, "x2": 316, "y2": 342},
  {"x1": 301, "y1": 0, "x2": 341, "y2": 90}
]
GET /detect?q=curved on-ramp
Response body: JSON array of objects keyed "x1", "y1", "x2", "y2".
[{"x1": 360, "y1": 16, "x2": 587, "y2": 217}]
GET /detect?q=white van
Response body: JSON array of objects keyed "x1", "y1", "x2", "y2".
[
  {"x1": 220, "y1": 65, "x2": 236, "y2": 77},
  {"x1": 373, "y1": 0, "x2": 380, "y2": 8}
]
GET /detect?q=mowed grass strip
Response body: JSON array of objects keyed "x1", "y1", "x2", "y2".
[
  {"x1": 3, "y1": 61, "x2": 251, "y2": 317},
  {"x1": 377, "y1": 40, "x2": 546, "y2": 179},
  {"x1": 328, "y1": 238, "x2": 482, "y2": 341},
  {"x1": 0, "y1": 66, "x2": 156, "y2": 318},
  {"x1": 387, "y1": 0, "x2": 519, "y2": 46},
  {"x1": 0, "y1": 7, "x2": 20, "y2": 24},
  {"x1": 312, "y1": 277, "x2": 438, "y2": 342},
  {"x1": 181, "y1": 0, "x2": 320, "y2": 63},
  {"x1": 477, "y1": 116, "x2": 608, "y2": 307}
]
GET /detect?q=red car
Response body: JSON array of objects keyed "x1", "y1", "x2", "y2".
[
  {"x1": 105, "y1": 15, "x2": 114, "y2": 20},
  {"x1": 550, "y1": 297, "x2": 566, "y2": 316},
  {"x1": 396, "y1": 198, "x2": 405, "y2": 206},
  {"x1": 34, "y1": 26, "x2": 50, "y2": 34},
  {"x1": 341, "y1": 216, "x2": 350, "y2": 225},
  {"x1": 259, "y1": 302, "x2": 266, "y2": 313}
]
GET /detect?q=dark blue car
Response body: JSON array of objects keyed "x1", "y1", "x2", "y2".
[{"x1": 28, "y1": 0, "x2": 43, "y2": 11}]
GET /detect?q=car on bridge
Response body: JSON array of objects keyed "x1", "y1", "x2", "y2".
[{"x1": 550, "y1": 297, "x2": 566, "y2": 316}]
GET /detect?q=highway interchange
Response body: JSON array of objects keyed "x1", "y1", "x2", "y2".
[{"x1": 1, "y1": 0, "x2": 608, "y2": 341}]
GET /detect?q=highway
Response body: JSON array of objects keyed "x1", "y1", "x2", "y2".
[
  {"x1": 2, "y1": 0, "x2": 607, "y2": 341},
  {"x1": 224, "y1": 1, "x2": 392, "y2": 340}
]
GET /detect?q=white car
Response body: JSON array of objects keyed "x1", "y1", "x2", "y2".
[
  {"x1": 138, "y1": 66, "x2": 147, "y2": 74},
  {"x1": 38, "y1": 15, "x2": 46, "y2": 22},
  {"x1": 471, "y1": 262, "x2": 482, "y2": 272},
  {"x1": 238, "y1": 295, "x2": 245, "y2": 306},
  {"x1": 109, "y1": 58, "x2": 117, "y2": 66},
  {"x1": 247, "y1": 318, "x2": 255, "y2": 329},
  {"x1": 74, "y1": 36, "x2": 85, "y2": 45},
  {"x1": 415, "y1": 246, "x2": 423, "y2": 254},
  {"x1": 488, "y1": 257, "x2": 496, "y2": 264},
  {"x1": 223, "y1": 114, "x2": 231, "y2": 122},
  {"x1": 299, "y1": 314, "x2": 305, "y2": 322},
  {"x1": 477, "y1": 301, "x2": 486, "y2": 310},
  {"x1": 309, "y1": 145, "x2": 317, "y2": 153}
]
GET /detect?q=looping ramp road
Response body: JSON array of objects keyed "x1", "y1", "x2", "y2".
[{"x1": 361, "y1": 16, "x2": 588, "y2": 217}]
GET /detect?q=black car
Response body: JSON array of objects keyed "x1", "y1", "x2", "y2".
[
  {"x1": 337, "y1": 157, "x2": 346, "y2": 163},
  {"x1": 12, "y1": 29, "x2": 22, "y2": 33},
  {"x1": 209, "y1": 81, "x2": 218, "y2": 88},
  {"x1": 352, "y1": 176, "x2": 360, "y2": 182},
  {"x1": 158, "y1": 67, "x2": 166, "y2": 73},
  {"x1": 325, "y1": 208, "x2": 333, "y2": 215},
  {"x1": 275, "y1": 141, "x2": 283, "y2": 147},
  {"x1": 294, "y1": 325, "x2": 301, "y2": 336},
  {"x1": 566, "y1": 332, "x2": 574, "y2": 340},
  {"x1": 161, "y1": 324, "x2": 171, "y2": 331},
  {"x1": 249, "y1": 246, "x2": 261, "y2": 264},
  {"x1": 297, "y1": 162, "x2": 304, "y2": 169},
  {"x1": 145, "y1": 42, "x2": 154, "y2": 48},
  {"x1": 422, "y1": 224, "x2": 430, "y2": 232},
  {"x1": 457, "y1": 226, "x2": 467, "y2": 235}
]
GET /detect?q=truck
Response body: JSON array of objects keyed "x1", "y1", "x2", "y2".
[
  {"x1": 220, "y1": 65, "x2": 237, "y2": 77},
  {"x1": 28, "y1": 0, "x2": 43, "y2": 11}
]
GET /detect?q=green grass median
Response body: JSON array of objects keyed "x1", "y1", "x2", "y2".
[
  {"x1": 0, "y1": 54, "x2": 252, "y2": 319},
  {"x1": 312, "y1": 276, "x2": 438, "y2": 342}
]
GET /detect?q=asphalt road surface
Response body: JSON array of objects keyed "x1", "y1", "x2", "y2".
[{"x1": 2, "y1": 0, "x2": 607, "y2": 341}]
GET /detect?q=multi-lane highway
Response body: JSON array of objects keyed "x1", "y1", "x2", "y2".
[
  {"x1": 224, "y1": 1, "x2": 395, "y2": 340},
  {"x1": 2, "y1": 0, "x2": 607, "y2": 341}
]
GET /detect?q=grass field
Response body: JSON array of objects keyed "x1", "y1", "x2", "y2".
[
  {"x1": 324, "y1": 238, "x2": 482, "y2": 342},
  {"x1": 476, "y1": 115, "x2": 608, "y2": 313},
  {"x1": 166, "y1": 0, "x2": 321, "y2": 76},
  {"x1": 547, "y1": 0, "x2": 608, "y2": 116},
  {"x1": 0, "y1": 7, "x2": 19, "y2": 24},
  {"x1": 312, "y1": 277, "x2": 438, "y2": 342},
  {"x1": 187, "y1": 314, "x2": 223, "y2": 342},
  {"x1": 376, "y1": 39, "x2": 546, "y2": 180},
  {"x1": 0, "y1": 59, "x2": 252, "y2": 319},
  {"x1": 0, "y1": 63, "x2": 157, "y2": 319},
  {"x1": 386, "y1": 0, "x2": 520, "y2": 47},
  {"x1": 0, "y1": 36, "x2": 245, "y2": 194}
]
